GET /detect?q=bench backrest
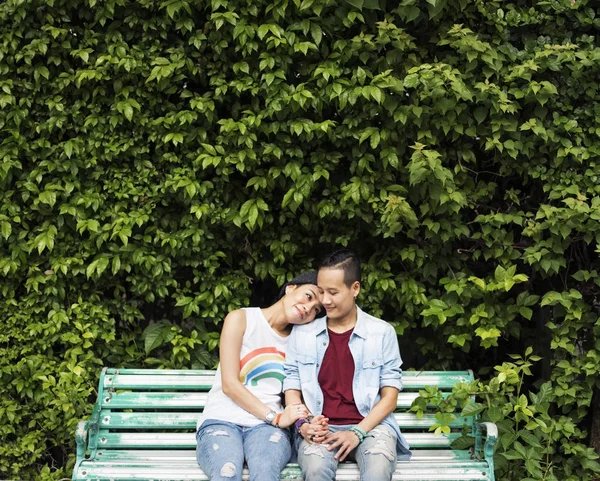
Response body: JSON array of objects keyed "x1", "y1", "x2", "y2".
[{"x1": 87, "y1": 368, "x2": 474, "y2": 456}]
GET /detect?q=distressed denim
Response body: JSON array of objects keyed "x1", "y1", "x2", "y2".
[
  {"x1": 196, "y1": 420, "x2": 292, "y2": 481},
  {"x1": 283, "y1": 306, "x2": 411, "y2": 460},
  {"x1": 297, "y1": 424, "x2": 398, "y2": 481}
]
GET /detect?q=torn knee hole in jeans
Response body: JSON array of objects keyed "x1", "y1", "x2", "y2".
[
  {"x1": 364, "y1": 440, "x2": 396, "y2": 462},
  {"x1": 370, "y1": 428, "x2": 393, "y2": 439},
  {"x1": 303, "y1": 444, "x2": 326, "y2": 458},
  {"x1": 220, "y1": 462, "x2": 237, "y2": 477},
  {"x1": 207, "y1": 429, "x2": 230, "y2": 437},
  {"x1": 269, "y1": 431, "x2": 282, "y2": 443}
]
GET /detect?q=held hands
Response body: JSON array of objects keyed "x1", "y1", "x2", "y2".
[
  {"x1": 277, "y1": 403, "x2": 310, "y2": 428},
  {"x1": 323, "y1": 430, "x2": 361, "y2": 462},
  {"x1": 300, "y1": 415, "x2": 330, "y2": 444}
]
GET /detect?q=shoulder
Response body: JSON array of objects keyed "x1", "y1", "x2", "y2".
[
  {"x1": 359, "y1": 309, "x2": 396, "y2": 336},
  {"x1": 224, "y1": 309, "x2": 248, "y2": 323},
  {"x1": 222, "y1": 309, "x2": 249, "y2": 332},
  {"x1": 291, "y1": 315, "x2": 327, "y2": 335}
]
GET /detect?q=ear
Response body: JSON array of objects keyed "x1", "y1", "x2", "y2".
[
  {"x1": 351, "y1": 281, "x2": 361, "y2": 298},
  {"x1": 285, "y1": 284, "x2": 297, "y2": 295}
]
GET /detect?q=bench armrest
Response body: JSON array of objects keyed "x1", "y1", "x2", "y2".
[
  {"x1": 86, "y1": 402, "x2": 102, "y2": 458},
  {"x1": 74, "y1": 420, "x2": 89, "y2": 473},
  {"x1": 475, "y1": 422, "x2": 498, "y2": 471}
]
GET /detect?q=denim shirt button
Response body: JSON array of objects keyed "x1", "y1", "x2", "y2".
[
  {"x1": 317, "y1": 401, "x2": 321, "y2": 405},
  {"x1": 323, "y1": 342, "x2": 327, "y2": 346},
  {"x1": 316, "y1": 363, "x2": 320, "y2": 367}
]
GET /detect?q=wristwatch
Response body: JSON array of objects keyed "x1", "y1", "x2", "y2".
[{"x1": 265, "y1": 410, "x2": 276, "y2": 424}]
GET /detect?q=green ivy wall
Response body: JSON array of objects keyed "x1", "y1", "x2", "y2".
[{"x1": 0, "y1": 0, "x2": 598, "y2": 479}]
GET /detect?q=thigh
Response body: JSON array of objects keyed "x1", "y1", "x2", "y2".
[
  {"x1": 244, "y1": 424, "x2": 292, "y2": 481},
  {"x1": 355, "y1": 424, "x2": 398, "y2": 481},
  {"x1": 196, "y1": 421, "x2": 244, "y2": 481},
  {"x1": 297, "y1": 437, "x2": 339, "y2": 481}
]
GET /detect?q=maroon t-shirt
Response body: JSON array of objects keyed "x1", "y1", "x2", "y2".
[{"x1": 318, "y1": 328, "x2": 364, "y2": 425}]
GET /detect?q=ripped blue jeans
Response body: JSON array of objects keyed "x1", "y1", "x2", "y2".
[
  {"x1": 196, "y1": 420, "x2": 292, "y2": 481},
  {"x1": 296, "y1": 423, "x2": 398, "y2": 481}
]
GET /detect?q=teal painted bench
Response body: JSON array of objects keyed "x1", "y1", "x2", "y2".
[{"x1": 72, "y1": 368, "x2": 497, "y2": 480}]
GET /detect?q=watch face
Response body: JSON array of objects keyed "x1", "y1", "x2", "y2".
[{"x1": 265, "y1": 410, "x2": 276, "y2": 422}]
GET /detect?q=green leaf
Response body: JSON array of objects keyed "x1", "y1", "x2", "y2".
[
  {"x1": 86, "y1": 257, "x2": 109, "y2": 279},
  {"x1": 143, "y1": 322, "x2": 174, "y2": 355},
  {"x1": 344, "y1": 0, "x2": 364, "y2": 9},
  {"x1": 473, "y1": 107, "x2": 488, "y2": 124},
  {"x1": 39, "y1": 191, "x2": 57, "y2": 207},
  {"x1": 1, "y1": 221, "x2": 11, "y2": 239},
  {"x1": 450, "y1": 435, "x2": 475, "y2": 450},
  {"x1": 310, "y1": 23, "x2": 322, "y2": 45},
  {"x1": 461, "y1": 403, "x2": 485, "y2": 417},
  {"x1": 519, "y1": 307, "x2": 533, "y2": 320},
  {"x1": 112, "y1": 256, "x2": 121, "y2": 275},
  {"x1": 487, "y1": 406, "x2": 503, "y2": 423}
]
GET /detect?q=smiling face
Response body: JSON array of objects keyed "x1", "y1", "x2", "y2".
[
  {"x1": 317, "y1": 267, "x2": 360, "y2": 322},
  {"x1": 283, "y1": 284, "x2": 323, "y2": 325}
]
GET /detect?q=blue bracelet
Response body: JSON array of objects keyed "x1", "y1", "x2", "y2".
[{"x1": 349, "y1": 426, "x2": 367, "y2": 443}]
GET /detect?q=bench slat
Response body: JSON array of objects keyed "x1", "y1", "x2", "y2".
[
  {"x1": 101, "y1": 391, "x2": 435, "y2": 409},
  {"x1": 96, "y1": 432, "x2": 461, "y2": 449},
  {"x1": 75, "y1": 462, "x2": 491, "y2": 480},
  {"x1": 90, "y1": 449, "x2": 476, "y2": 462},
  {"x1": 100, "y1": 412, "x2": 471, "y2": 430},
  {"x1": 103, "y1": 370, "x2": 473, "y2": 391}
]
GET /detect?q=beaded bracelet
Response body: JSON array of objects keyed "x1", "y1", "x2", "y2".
[
  {"x1": 295, "y1": 418, "x2": 309, "y2": 435},
  {"x1": 349, "y1": 426, "x2": 368, "y2": 443}
]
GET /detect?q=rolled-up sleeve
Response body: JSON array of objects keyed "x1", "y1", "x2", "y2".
[
  {"x1": 283, "y1": 329, "x2": 301, "y2": 392},
  {"x1": 380, "y1": 325, "x2": 402, "y2": 391}
]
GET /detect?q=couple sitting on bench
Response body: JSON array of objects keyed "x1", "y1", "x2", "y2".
[{"x1": 196, "y1": 249, "x2": 412, "y2": 481}]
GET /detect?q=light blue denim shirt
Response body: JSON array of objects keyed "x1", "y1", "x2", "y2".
[{"x1": 283, "y1": 306, "x2": 412, "y2": 460}]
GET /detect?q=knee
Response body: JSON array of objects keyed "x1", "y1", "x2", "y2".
[
  {"x1": 218, "y1": 461, "x2": 238, "y2": 478},
  {"x1": 299, "y1": 444, "x2": 336, "y2": 481},
  {"x1": 361, "y1": 460, "x2": 396, "y2": 480},
  {"x1": 360, "y1": 444, "x2": 396, "y2": 480},
  {"x1": 204, "y1": 461, "x2": 240, "y2": 480}
]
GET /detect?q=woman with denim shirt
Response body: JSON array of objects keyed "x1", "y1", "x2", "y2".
[
  {"x1": 284, "y1": 250, "x2": 411, "y2": 481},
  {"x1": 196, "y1": 271, "x2": 323, "y2": 481}
]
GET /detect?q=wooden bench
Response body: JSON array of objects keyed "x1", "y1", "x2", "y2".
[{"x1": 72, "y1": 368, "x2": 497, "y2": 480}]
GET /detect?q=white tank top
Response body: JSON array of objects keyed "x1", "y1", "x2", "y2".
[{"x1": 198, "y1": 307, "x2": 289, "y2": 428}]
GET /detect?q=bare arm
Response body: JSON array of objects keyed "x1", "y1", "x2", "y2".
[
  {"x1": 220, "y1": 310, "x2": 307, "y2": 427},
  {"x1": 284, "y1": 389, "x2": 303, "y2": 406},
  {"x1": 356, "y1": 386, "x2": 398, "y2": 432}
]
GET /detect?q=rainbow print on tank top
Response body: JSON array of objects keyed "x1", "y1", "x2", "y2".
[{"x1": 239, "y1": 347, "x2": 286, "y2": 387}]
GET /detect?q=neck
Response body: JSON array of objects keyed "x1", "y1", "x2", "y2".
[
  {"x1": 327, "y1": 304, "x2": 358, "y2": 333},
  {"x1": 261, "y1": 302, "x2": 292, "y2": 336}
]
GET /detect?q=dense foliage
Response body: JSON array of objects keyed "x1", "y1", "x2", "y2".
[{"x1": 0, "y1": 0, "x2": 598, "y2": 479}]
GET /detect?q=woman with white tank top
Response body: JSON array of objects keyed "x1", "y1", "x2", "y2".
[{"x1": 196, "y1": 271, "x2": 324, "y2": 481}]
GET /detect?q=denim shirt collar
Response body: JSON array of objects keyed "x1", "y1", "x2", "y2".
[{"x1": 315, "y1": 306, "x2": 368, "y2": 339}]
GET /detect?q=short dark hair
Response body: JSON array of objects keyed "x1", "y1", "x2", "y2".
[
  {"x1": 318, "y1": 249, "x2": 361, "y2": 287},
  {"x1": 277, "y1": 270, "x2": 319, "y2": 300}
]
